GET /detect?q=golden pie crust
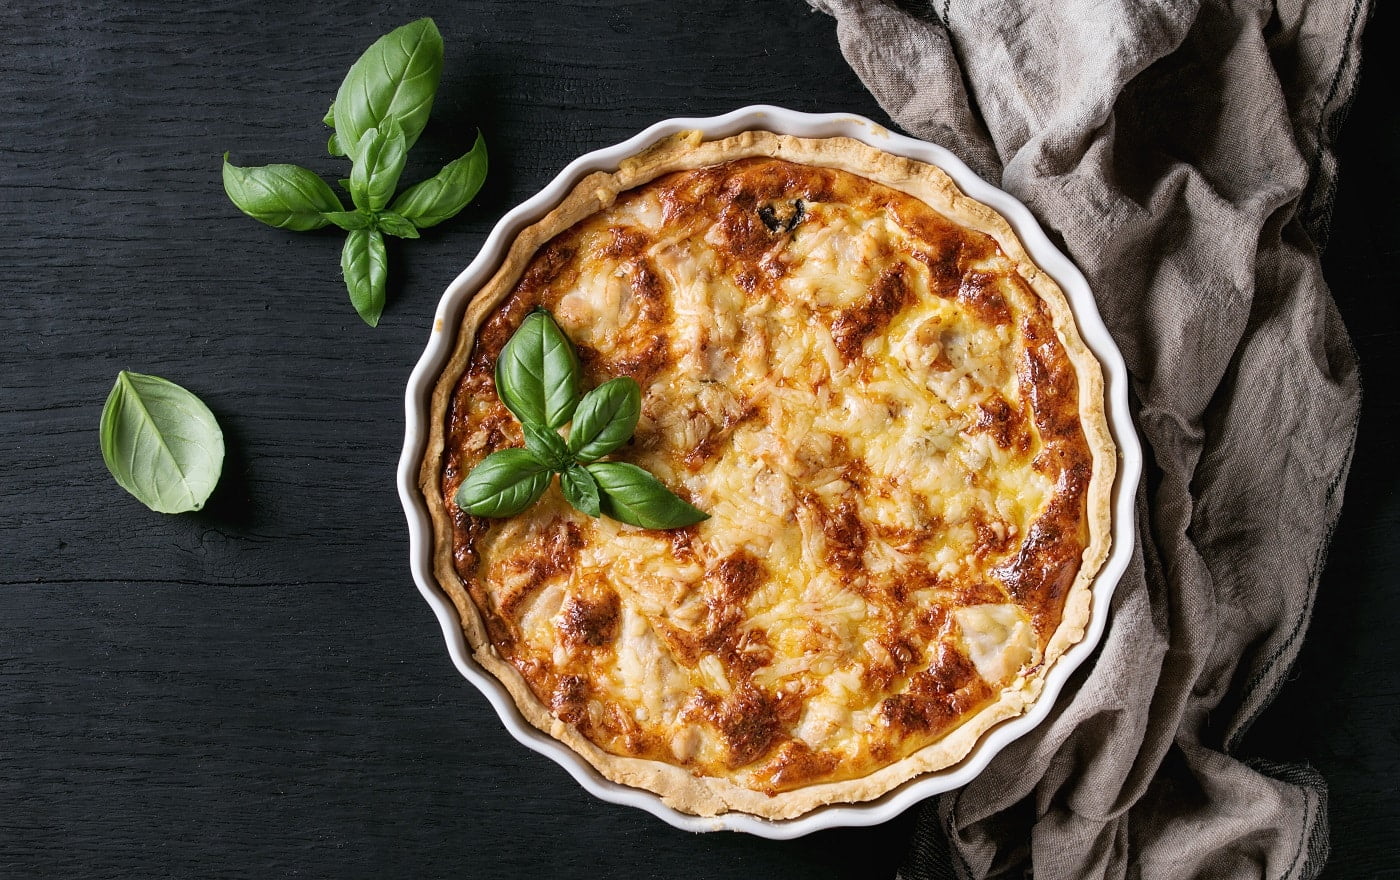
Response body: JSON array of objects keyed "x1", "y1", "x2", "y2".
[{"x1": 420, "y1": 131, "x2": 1114, "y2": 820}]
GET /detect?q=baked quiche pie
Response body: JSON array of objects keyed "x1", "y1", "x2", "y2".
[{"x1": 420, "y1": 131, "x2": 1114, "y2": 819}]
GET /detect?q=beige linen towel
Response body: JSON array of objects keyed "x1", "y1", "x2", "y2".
[{"x1": 807, "y1": 1, "x2": 1367, "y2": 877}]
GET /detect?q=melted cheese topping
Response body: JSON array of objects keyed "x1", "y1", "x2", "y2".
[{"x1": 443, "y1": 158, "x2": 1092, "y2": 792}]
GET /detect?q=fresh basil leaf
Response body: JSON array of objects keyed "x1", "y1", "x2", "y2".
[
  {"x1": 586, "y1": 462, "x2": 708, "y2": 529},
  {"x1": 341, "y1": 227, "x2": 388, "y2": 327},
  {"x1": 338, "y1": 178, "x2": 352, "y2": 194},
  {"x1": 567, "y1": 377, "x2": 641, "y2": 463},
  {"x1": 325, "y1": 101, "x2": 344, "y2": 156},
  {"x1": 323, "y1": 210, "x2": 372, "y2": 231},
  {"x1": 332, "y1": 17, "x2": 443, "y2": 159},
  {"x1": 221, "y1": 155, "x2": 342, "y2": 231},
  {"x1": 522, "y1": 422, "x2": 570, "y2": 471},
  {"x1": 374, "y1": 210, "x2": 420, "y2": 239},
  {"x1": 389, "y1": 132, "x2": 488, "y2": 228},
  {"x1": 560, "y1": 464, "x2": 601, "y2": 518},
  {"x1": 454, "y1": 448, "x2": 552, "y2": 517},
  {"x1": 494, "y1": 310, "x2": 581, "y2": 430},
  {"x1": 347, "y1": 122, "x2": 407, "y2": 212},
  {"x1": 100, "y1": 371, "x2": 225, "y2": 514}
]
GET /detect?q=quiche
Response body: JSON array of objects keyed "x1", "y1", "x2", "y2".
[{"x1": 420, "y1": 131, "x2": 1114, "y2": 820}]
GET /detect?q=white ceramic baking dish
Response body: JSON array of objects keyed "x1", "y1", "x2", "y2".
[{"x1": 397, "y1": 105, "x2": 1142, "y2": 838}]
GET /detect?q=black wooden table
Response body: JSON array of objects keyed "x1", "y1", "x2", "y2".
[{"x1": 3, "y1": 2, "x2": 1395, "y2": 877}]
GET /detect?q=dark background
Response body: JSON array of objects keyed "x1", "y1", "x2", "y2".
[{"x1": 2, "y1": 2, "x2": 1394, "y2": 877}]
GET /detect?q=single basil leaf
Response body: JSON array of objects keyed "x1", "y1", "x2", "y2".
[
  {"x1": 494, "y1": 310, "x2": 580, "y2": 430},
  {"x1": 341, "y1": 227, "x2": 388, "y2": 327},
  {"x1": 325, "y1": 102, "x2": 344, "y2": 156},
  {"x1": 347, "y1": 122, "x2": 408, "y2": 212},
  {"x1": 522, "y1": 422, "x2": 570, "y2": 470},
  {"x1": 332, "y1": 17, "x2": 443, "y2": 159},
  {"x1": 454, "y1": 448, "x2": 551, "y2": 517},
  {"x1": 374, "y1": 210, "x2": 420, "y2": 239},
  {"x1": 560, "y1": 465, "x2": 601, "y2": 518},
  {"x1": 338, "y1": 178, "x2": 352, "y2": 194},
  {"x1": 100, "y1": 371, "x2": 225, "y2": 514},
  {"x1": 221, "y1": 155, "x2": 342, "y2": 231},
  {"x1": 586, "y1": 462, "x2": 708, "y2": 530},
  {"x1": 389, "y1": 132, "x2": 488, "y2": 228},
  {"x1": 568, "y1": 377, "x2": 641, "y2": 462},
  {"x1": 323, "y1": 210, "x2": 372, "y2": 231}
]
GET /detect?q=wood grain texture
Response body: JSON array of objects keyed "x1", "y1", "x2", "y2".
[{"x1": 0, "y1": 0, "x2": 1393, "y2": 877}]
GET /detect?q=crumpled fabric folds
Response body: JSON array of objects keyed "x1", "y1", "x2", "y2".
[{"x1": 806, "y1": 0, "x2": 1367, "y2": 877}]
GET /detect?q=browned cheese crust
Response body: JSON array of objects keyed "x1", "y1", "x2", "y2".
[{"x1": 420, "y1": 132, "x2": 1115, "y2": 820}]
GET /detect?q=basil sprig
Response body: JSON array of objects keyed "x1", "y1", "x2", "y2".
[
  {"x1": 222, "y1": 17, "x2": 488, "y2": 327},
  {"x1": 455, "y1": 310, "x2": 708, "y2": 530}
]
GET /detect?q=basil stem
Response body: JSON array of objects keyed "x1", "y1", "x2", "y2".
[
  {"x1": 100, "y1": 371, "x2": 225, "y2": 514},
  {"x1": 221, "y1": 155, "x2": 343, "y2": 231},
  {"x1": 560, "y1": 464, "x2": 602, "y2": 518},
  {"x1": 568, "y1": 377, "x2": 641, "y2": 463},
  {"x1": 390, "y1": 132, "x2": 488, "y2": 228},
  {"x1": 341, "y1": 228, "x2": 388, "y2": 327},
  {"x1": 586, "y1": 462, "x2": 708, "y2": 530},
  {"x1": 454, "y1": 449, "x2": 552, "y2": 517},
  {"x1": 494, "y1": 310, "x2": 581, "y2": 430},
  {"x1": 348, "y1": 122, "x2": 408, "y2": 213},
  {"x1": 332, "y1": 18, "x2": 443, "y2": 159}
]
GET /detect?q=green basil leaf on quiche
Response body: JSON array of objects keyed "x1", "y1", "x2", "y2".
[
  {"x1": 586, "y1": 461, "x2": 708, "y2": 530},
  {"x1": 454, "y1": 448, "x2": 552, "y2": 518},
  {"x1": 494, "y1": 309, "x2": 581, "y2": 430},
  {"x1": 560, "y1": 464, "x2": 602, "y2": 518},
  {"x1": 522, "y1": 422, "x2": 570, "y2": 471},
  {"x1": 567, "y1": 376, "x2": 641, "y2": 463}
]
